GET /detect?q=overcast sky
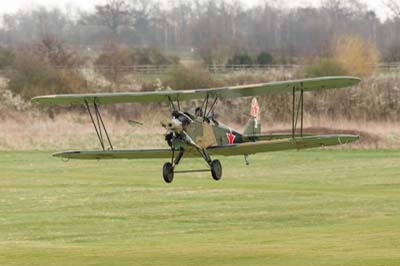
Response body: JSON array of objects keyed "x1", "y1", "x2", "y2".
[{"x1": 0, "y1": 0, "x2": 390, "y2": 20}]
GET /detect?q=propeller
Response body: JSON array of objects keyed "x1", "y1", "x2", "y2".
[
  {"x1": 161, "y1": 112, "x2": 196, "y2": 151},
  {"x1": 160, "y1": 116, "x2": 184, "y2": 133},
  {"x1": 160, "y1": 119, "x2": 172, "y2": 136}
]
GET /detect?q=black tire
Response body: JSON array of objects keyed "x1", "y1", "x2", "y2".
[
  {"x1": 163, "y1": 162, "x2": 174, "y2": 183},
  {"x1": 211, "y1": 159, "x2": 222, "y2": 181}
]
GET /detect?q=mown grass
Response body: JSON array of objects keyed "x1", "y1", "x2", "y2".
[{"x1": 0, "y1": 150, "x2": 400, "y2": 266}]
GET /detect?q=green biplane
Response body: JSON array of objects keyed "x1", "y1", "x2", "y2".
[{"x1": 32, "y1": 76, "x2": 361, "y2": 183}]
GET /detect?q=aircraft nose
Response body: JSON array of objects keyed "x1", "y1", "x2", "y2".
[{"x1": 167, "y1": 118, "x2": 183, "y2": 132}]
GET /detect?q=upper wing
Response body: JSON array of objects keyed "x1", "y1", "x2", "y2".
[
  {"x1": 32, "y1": 76, "x2": 361, "y2": 105},
  {"x1": 53, "y1": 134, "x2": 358, "y2": 160}
]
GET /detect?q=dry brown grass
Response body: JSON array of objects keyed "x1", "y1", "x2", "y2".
[
  {"x1": 0, "y1": 111, "x2": 168, "y2": 150},
  {"x1": 0, "y1": 110, "x2": 398, "y2": 150},
  {"x1": 262, "y1": 116, "x2": 400, "y2": 149}
]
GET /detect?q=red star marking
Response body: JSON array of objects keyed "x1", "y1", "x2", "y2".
[
  {"x1": 252, "y1": 103, "x2": 259, "y2": 117},
  {"x1": 226, "y1": 129, "x2": 236, "y2": 144}
]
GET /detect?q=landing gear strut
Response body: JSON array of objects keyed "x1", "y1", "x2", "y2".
[
  {"x1": 162, "y1": 148, "x2": 184, "y2": 183},
  {"x1": 197, "y1": 148, "x2": 222, "y2": 181}
]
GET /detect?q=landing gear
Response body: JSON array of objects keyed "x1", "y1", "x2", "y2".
[
  {"x1": 211, "y1": 159, "x2": 222, "y2": 181},
  {"x1": 162, "y1": 147, "x2": 223, "y2": 183},
  {"x1": 162, "y1": 162, "x2": 174, "y2": 183}
]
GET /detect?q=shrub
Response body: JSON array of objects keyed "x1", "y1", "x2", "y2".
[
  {"x1": 163, "y1": 66, "x2": 221, "y2": 90},
  {"x1": 95, "y1": 44, "x2": 179, "y2": 85},
  {"x1": 94, "y1": 43, "x2": 133, "y2": 84},
  {"x1": 334, "y1": 34, "x2": 380, "y2": 77},
  {"x1": 195, "y1": 42, "x2": 232, "y2": 65},
  {"x1": 36, "y1": 35, "x2": 84, "y2": 67},
  {"x1": 384, "y1": 44, "x2": 400, "y2": 62},
  {"x1": 256, "y1": 52, "x2": 273, "y2": 65},
  {"x1": 226, "y1": 53, "x2": 253, "y2": 65},
  {"x1": 0, "y1": 46, "x2": 14, "y2": 68},
  {"x1": 304, "y1": 58, "x2": 348, "y2": 78},
  {"x1": 132, "y1": 48, "x2": 179, "y2": 65},
  {"x1": 7, "y1": 41, "x2": 86, "y2": 100}
]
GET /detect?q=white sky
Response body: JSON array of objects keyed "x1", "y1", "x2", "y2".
[{"x1": 0, "y1": 0, "x2": 391, "y2": 20}]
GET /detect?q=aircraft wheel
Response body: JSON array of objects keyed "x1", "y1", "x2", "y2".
[
  {"x1": 211, "y1": 159, "x2": 222, "y2": 181},
  {"x1": 163, "y1": 162, "x2": 174, "y2": 183}
]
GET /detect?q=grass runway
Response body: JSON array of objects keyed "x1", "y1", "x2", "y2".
[{"x1": 0, "y1": 150, "x2": 399, "y2": 266}]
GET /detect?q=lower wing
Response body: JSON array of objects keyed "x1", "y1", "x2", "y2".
[
  {"x1": 209, "y1": 134, "x2": 358, "y2": 156},
  {"x1": 53, "y1": 134, "x2": 358, "y2": 160}
]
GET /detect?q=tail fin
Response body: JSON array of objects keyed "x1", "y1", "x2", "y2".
[{"x1": 243, "y1": 97, "x2": 261, "y2": 135}]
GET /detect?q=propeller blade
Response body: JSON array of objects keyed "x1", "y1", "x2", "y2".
[
  {"x1": 160, "y1": 120, "x2": 169, "y2": 129},
  {"x1": 128, "y1": 120, "x2": 144, "y2": 126}
]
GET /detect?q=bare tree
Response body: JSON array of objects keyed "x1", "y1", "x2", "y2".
[
  {"x1": 2, "y1": 8, "x2": 70, "y2": 43},
  {"x1": 82, "y1": 0, "x2": 132, "y2": 36},
  {"x1": 384, "y1": 0, "x2": 400, "y2": 18},
  {"x1": 0, "y1": 0, "x2": 397, "y2": 64},
  {"x1": 130, "y1": 0, "x2": 155, "y2": 45}
]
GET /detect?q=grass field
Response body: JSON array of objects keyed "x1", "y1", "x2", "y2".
[{"x1": 1, "y1": 150, "x2": 400, "y2": 266}]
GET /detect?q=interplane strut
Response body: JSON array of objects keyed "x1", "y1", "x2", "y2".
[
  {"x1": 84, "y1": 99, "x2": 114, "y2": 151},
  {"x1": 291, "y1": 87, "x2": 305, "y2": 138}
]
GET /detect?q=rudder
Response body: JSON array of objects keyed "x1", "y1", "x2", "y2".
[{"x1": 243, "y1": 97, "x2": 261, "y2": 135}]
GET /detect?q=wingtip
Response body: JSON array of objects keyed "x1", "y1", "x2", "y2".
[
  {"x1": 340, "y1": 134, "x2": 360, "y2": 144},
  {"x1": 341, "y1": 76, "x2": 362, "y2": 87},
  {"x1": 30, "y1": 96, "x2": 40, "y2": 103},
  {"x1": 52, "y1": 151, "x2": 63, "y2": 158},
  {"x1": 31, "y1": 95, "x2": 59, "y2": 104},
  {"x1": 52, "y1": 151, "x2": 76, "y2": 158},
  {"x1": 31, "y1": 95, "x2": 49, "y2": 103}
]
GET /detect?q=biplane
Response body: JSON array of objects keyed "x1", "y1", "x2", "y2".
[{"x1": 32, "y1": 76, "x2": 361, "y2": 183}]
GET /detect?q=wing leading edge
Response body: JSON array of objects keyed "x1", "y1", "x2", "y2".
[
  {"x1": 53, "y1": 134, "x2": 359, "y2": 160},
  {"x1": 32, "y1": 76, "x2": 361, "y2": 105}
]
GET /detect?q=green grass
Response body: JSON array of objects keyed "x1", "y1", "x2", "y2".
[{"x1": 1, "y1": 150, "x2": 400, "y2": 266}]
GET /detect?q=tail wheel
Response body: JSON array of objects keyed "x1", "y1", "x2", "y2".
[
  {"x1": 211, "y1": 159, "x2": 222, "y2": 181},
  {"x1": 163, "y1": 162, "x2": 174, "y2": 183}
]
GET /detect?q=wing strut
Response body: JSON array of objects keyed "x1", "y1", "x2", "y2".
[
  {"x1": 200, "y1": 93, "x2": 219, "y2": 122},
  {"x1": 291, "y1": 87, "x2": 304, "y2": 138},
  {"x1": 202, "y1": 94, "x2": 209, "y2": 121},
  {"x1": 206, "y1": 97, "x2": 218, "y2": 118},
  {"x1": 167, "y1": 96, "x2": 177, "y2": 111},
  {"x1": 84, "y1": 99, "x2": 114, "y2": 151}
]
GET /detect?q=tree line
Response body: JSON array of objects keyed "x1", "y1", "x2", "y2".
[{"x1": 0, "y1": 0, "x2": 399, "y2": 64}]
